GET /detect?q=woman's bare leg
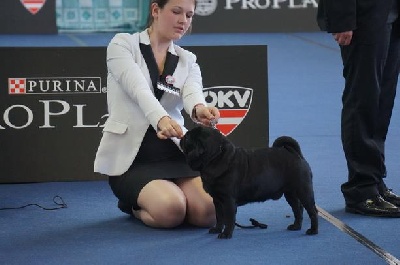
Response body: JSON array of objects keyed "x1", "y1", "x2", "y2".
[
  {"x1": 175, "y1": 176, "x2": 216, "y2": 227},
  {"x1": 135, "y1": 179, "x2": 187, "y2": 228}
]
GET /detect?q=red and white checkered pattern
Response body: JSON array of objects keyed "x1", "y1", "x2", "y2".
[{"x1": 9, "y1": 78, "x2": 26, "y2": 94}]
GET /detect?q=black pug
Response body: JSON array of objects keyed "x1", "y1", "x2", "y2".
[{"x1": 180, "y1": 126, "x2": 318, "y2": 239}]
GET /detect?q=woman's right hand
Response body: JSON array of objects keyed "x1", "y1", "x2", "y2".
[{"x1": 156, "y1": 116, "x2": 184, "y2": 139}]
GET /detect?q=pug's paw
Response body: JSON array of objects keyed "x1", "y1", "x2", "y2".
[
  {"x1": 306, "y1": 228, "x2": 318, "y2": 235},
  {"x1": 209, "y1": 226, "x2": 223, "y2": 234},
  {"x1": 287, "y1": 223, "x2": 301, "y2": 231},
  {"x1": 217, "y1": 231, "x2": 232, "y2": 239}
]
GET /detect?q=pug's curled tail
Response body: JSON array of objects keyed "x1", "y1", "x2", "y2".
[{"x1": 272, "y1": 136, "x2": 303, "y2": 159}]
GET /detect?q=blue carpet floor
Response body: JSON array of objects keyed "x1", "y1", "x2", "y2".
[{"x1": 1, "y1": 32, "x2": 400, "y2": 265}]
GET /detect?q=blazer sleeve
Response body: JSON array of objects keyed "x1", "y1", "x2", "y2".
[
  {"x1": 180, "y1": 51, "x2": 207, "y2": 118},
  {"x1": 318, "y1": 0, "x2": 357, "y2": 33},
  {"x1": 106, "y1": 33, "x2": 169, "y2": 129}
]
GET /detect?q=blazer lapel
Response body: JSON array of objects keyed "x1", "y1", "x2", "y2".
[
  {"x1": 139, "y1": 30, "x2": 180, "y2": 100},
  {"x1": 160, "y1": 52, "x2": 179, "y2": 85},
  {"x1": 139, "y1": 43, "x2": 163, "y2": 100}
]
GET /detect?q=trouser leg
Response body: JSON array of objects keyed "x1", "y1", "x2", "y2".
[
  {"x1": 340, "y1": 24, "x2": 394, "y2": 205},
  {"x1": 376, "y1": 25, "x2": 400, "y2": 193}
]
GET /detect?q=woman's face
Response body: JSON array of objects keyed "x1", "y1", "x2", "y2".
[{"x1": 152, "y1": 0, "x2": 195, "y2": 41}]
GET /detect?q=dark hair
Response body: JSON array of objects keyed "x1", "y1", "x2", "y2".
[
  {"x1": 146, "y1": 0, "x2": 196, "y2": 28},
  {"x1": 146, "y1": 0, "x2": 169, "y2": 28}
]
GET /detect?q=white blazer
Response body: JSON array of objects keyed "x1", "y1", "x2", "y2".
[{"x1": 94, "y1": 30, "x2": 207, "y2": 176}]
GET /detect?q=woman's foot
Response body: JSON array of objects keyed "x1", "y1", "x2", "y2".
[{"x1": 117, "y1": 200, "x2": 133, "y2": 215}]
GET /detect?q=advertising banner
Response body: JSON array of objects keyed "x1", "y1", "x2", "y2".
[
  {"x1": 193, "y1": 0, "x2": 319, "y2": 33},
  {"x1": 0, "y1": 0, "x2": 57, "y2": 34},
  {"x1": 56, "y1": 0, "x2": 149, "y2": 33},
  {"x1": 0, "y1": 46, "x2": 268, "y2": 183}
]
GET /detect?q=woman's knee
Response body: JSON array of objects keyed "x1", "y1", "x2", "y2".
[
  {"x1": 149, "y1": 196, "x2": 187, "y2": 228},
  {"x1": 187, "y1": 201, "x2": 216, "y2": 227},
  {"x1": 137, "y1": 180, "x2": 187, "y2": 228},
  {"x1": 176, "y1": 177, "x2": 216, "y2": 227}
]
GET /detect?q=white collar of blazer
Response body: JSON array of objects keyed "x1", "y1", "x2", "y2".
[{"x1": 139, "y1": 29, "x2": 178, "y2": 56}]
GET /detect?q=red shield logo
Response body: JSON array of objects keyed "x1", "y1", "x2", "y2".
[
  {"x1": 203, "y1": 86, "x2": 253, "y2": 136},
  {"x1": 20, "y1": 0, "x2": 47, "y2": 15}
]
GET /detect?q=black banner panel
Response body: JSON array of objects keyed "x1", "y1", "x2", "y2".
[
  {"x1": 0, "y1": 0, "x2": 57, "y2": 34},
  {"x1": 193, "y1": 0, "x2": 319, "y2": 33},
  {"x1": 0, "y1": 46, "x2": 268, "y2": 183}
]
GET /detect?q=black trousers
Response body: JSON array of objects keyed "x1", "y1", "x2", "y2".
[{"x1": 340, "y1": 23, "x2": 400, "y2": 205}]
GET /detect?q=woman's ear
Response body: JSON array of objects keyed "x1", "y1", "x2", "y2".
[{"x1": 151, "y1": 3, "x2": 159, "y2": 20}]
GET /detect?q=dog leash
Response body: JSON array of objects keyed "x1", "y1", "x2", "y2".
[{"x1": 235, "y1": 218, "x2": 268, "y2": 229}]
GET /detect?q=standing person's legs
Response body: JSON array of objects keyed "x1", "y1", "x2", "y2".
[
  {"x1": 375, "y1": 24, "x2": 400, "y2": 205},
  {"x1": 340, "y1": 25, "x2": 400, "y2": 216},
  {"x1": 339, "y1": 27, "x2": 390, "y2": 206},
  {"x1": 375, "y1": 24, "x2": 400, "y2": 178}
]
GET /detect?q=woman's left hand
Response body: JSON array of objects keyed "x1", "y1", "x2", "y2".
[{"x1": 194, "y1": 105, "x2": 220, "y2": 127}]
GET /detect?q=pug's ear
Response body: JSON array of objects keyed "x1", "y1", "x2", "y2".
[
  {"x1": 187, "y1": 147, "x2": 203, "y2": 162},
  {"x1": 187, "y1": 147, "x2": 204, "y2": 171}
]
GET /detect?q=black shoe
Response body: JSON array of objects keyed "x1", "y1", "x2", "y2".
[
  {"x1": 381, "y1": 189, "x2": 400, "y2": 207},
  {"x1": 118, "y1": 200, "x2": 133, "y2": 215},
  {"x1": 345, "y1": 195, "x2": 400, "y2": 217}
]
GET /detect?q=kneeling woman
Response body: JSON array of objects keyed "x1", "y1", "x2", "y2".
[{"x1": 94, "y1": 0, "x2": 220, "y2": 228}]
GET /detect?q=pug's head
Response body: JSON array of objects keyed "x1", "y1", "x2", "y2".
[{"x1": 180, "y1": 126, "x2": 227, "y2": 171}]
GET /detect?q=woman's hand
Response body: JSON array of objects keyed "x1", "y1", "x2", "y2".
[
  {"x1": 193, "y1": 104, "x2": 220, "y2": 127},
  {"x1": 156, "y1": 116, "x2": 184, "y2": 139}
]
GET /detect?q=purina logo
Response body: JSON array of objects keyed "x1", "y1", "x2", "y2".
[
  {"x1": 8, "y1": 77, "x2": 103, "y2": 95},
  {"x1": 203, "y1": 86, "x2": 253, "y2": 136},
  {"x1": 195, "y1": 0, "x2": 218, "y2": 16},
  {"x1": 20, "y1": 0, "x2": 47, "y2": 15}
]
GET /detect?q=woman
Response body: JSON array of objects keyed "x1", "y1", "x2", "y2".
[{"x1": 94, "y1": 0, "x2": 220, "y2": 228}]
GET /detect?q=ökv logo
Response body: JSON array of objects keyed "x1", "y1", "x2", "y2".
[
  {"x1": 204, "y1": 86, "x2": 253, "y2": 136},
  {"x1": 20, "y1": 0, "x2": 47, "y2": 15},
  {"x1": 195, "y1": 0, "x2": 218, "y2": 16}
]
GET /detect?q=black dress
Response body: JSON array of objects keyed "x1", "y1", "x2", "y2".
[{"x1": 108, "y1": 43, "x2": 199, "y2": 210}]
